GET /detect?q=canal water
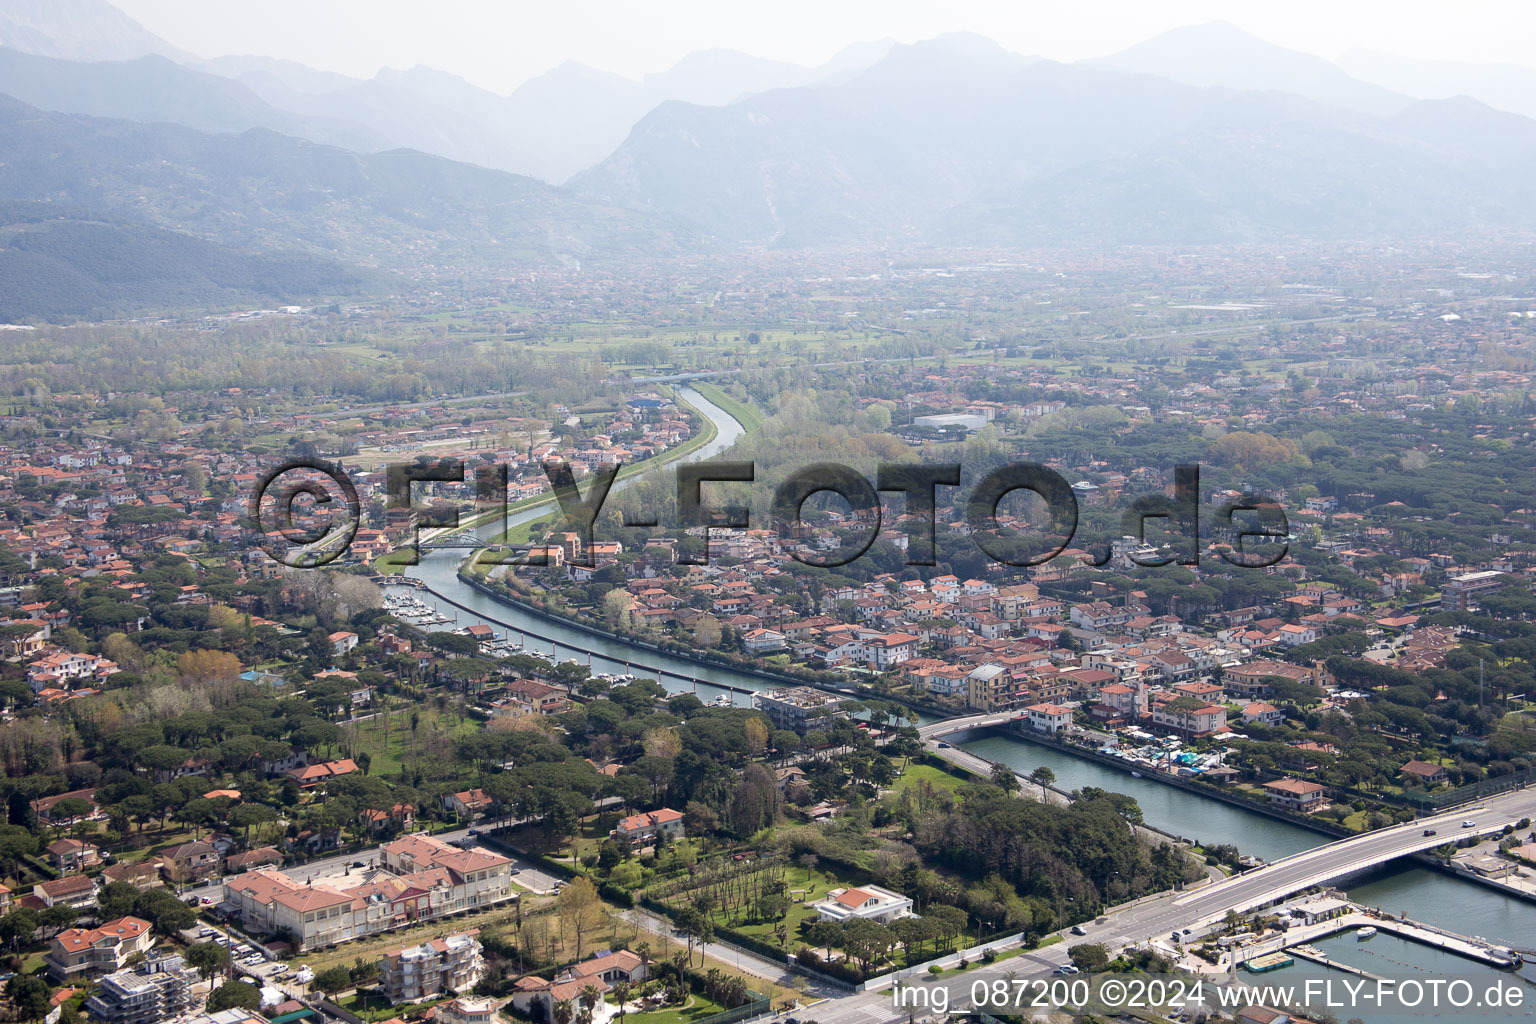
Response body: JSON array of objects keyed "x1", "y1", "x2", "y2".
[
  {"x1": 1270, "y1": 929, "x2": 1536, "y2": 1022},
  {"x1": 401, "y1": 384, "x2": 1533, "y2": 991},
  {"x1": 403, "y1": 386, "x2": 769, "y2": 706}
]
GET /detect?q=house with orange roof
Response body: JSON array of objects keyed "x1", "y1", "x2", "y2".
[
  {"x1": 47, "y1": 917, "x2": 153, "y2": 980},
  {"x1": 613, "y1": 808, "x2": 684, "y2": 846},
  {"x1": 809, "y1": 884, "x2": 914, "y2": 924}
]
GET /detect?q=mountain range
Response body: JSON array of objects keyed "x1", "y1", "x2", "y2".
[
  {"x1": 4, "y1": 3, "x2": 1536, "y2": 318},
  {"x1": 0, "y1": 201, "x2": 375, "y2": 321},
  {"x1": 0, "y1": 94, "x2": 691, "y2": 270},
  {"x1": 572, "y1": 33, "x2": 1536, "y2": 246}
]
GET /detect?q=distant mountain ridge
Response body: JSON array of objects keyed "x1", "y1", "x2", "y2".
[
  {"x1": 0, "y1": 93, "x2": 692, "y2": 270},
  {"x1": 0, "y1": 201, "x2": 376, "y2": 321},
  {"x1": 0, "y1": 0, "x2": 194, "y2": 63},
  {"x1": 0, "y1": 47, "x2": 390, "y2": 151},
  {"x1": 571, "y1": 33, "x2": 1536, "y2": 246},
  {"x1": 1092, "y1": 21, "x2": 1408, "y2": 114}
]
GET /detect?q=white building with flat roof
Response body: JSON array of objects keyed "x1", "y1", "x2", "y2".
[{"x1": 810, "y1": 884, "x2": 914, "y2": 924}]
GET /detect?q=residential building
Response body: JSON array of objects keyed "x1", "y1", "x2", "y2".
[
  {"x1": 810, "y1": 885, "x2": 914, "y2": 924},
  {"x1": 443, "y1": 789, "x2": 493, "y2": 818},
  {"x1": 1151, "y1": 696, "x2": 1227, "y2": 737},
  {"x1": 287, "y1": 759, "x2": 358, "y2": 789},
  {"x1": 613, "y1": 808, "x2": 684, "y2": 846},
  {"x1": 510, "y1": 976, "x2": 608, "y2": 1021},
  {"x1": 160, "y1": 841, "x2": 220, "y2": 883},
  {"x1": 83, "y1": 954, "x2": 199, "y2": 1024},
  {"x1": 378, "y1": 931, "x2": 484, "y2": 1003},
  {"x1": 436, "y1": 997, "x2": 498, "y2": 1024},
  {"x1": 568, "y1": 949, "x2": 647, "y2": 986},
  {"x1": 1021, "y1": 703, "x2": 1074, "y2": 734},
  {"x1": 36, "y1": 873, "x2": 97, "y2": 909},
  {"x1": 754, "y1": 687, "x2": 848, "y2": 734},
  {"x1": 1400, "y1": 759, "x2": 1449, "y2": 786},
  {"x1": 48, "y1": 917, "x2": 154, "y2": 981},
  {"x1": 1442, "y1": 570, "x2": 1506, "y2": 611},
  {"x1": 226, "y1": 835, "x2": 514, "y2": 952},
  {"x1": 1241, "y1": 702, "x2": 1285, "y2": 727},
  {"x1": 46, "y1": 838, "x2": 100, "y2": 874},
  {"x1": 1263, "y1": 778, "x2": 1328, "y2": 813},
  {"x1": 1222, "y1": 661, "x2": 1314, "y2": 699}
]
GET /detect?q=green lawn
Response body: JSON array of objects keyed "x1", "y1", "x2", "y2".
[
  {"x1": 690, "y1": 382, "x2": 765, "y2": 435},
  {"x1": 661, "y1": 862, "x2": 854, "y2": 952},
  {"x1": 339, "y1": 706, "x2": 480, "y2": 779},
  {"x1": 623, "y1": 993, "x2": 727, "y2": 1024},
  {"x1": 887, "y1": 762, "x2": 968, "y2": 795}
]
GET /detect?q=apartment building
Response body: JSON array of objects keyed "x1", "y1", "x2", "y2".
[
  {"x1": 378, "y1": 931, "x2": 484, "y2": 1003},
  {"x1": 754, "y1": 687, "x2": 849, "y2": 734},
  {"x1": 83, "y1": 955, "x2": 199, "y2": 1024},
  {"x1": 48, "y1": 917, "x2": 154, "y2": 981},
  {"x1": 225, "y1": 835, "x2": 513, "y2": 952}
]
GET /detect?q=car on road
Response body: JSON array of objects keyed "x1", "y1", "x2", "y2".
[
  {"x1": 1461, "y1": 820, "x2": 1477, "y2": 828},
  {"x1": 468, "y1": 828, "x2": 481, "y2": 836},
  {"x1": 509, "y1": 867, "x2": 521, "y2": 874},
  {"x1": 1423, "y1": 828, "x2": 1437, "y2": 836},
  {"x1": 1070, "y1": 925, "x2": 1088, "y2": 935},
  {"x1": 199, "y1": 896, "x2": 214, "y2": 905},
  {"x1": 1053, "y1": 964, "x2": 1079, "y2": 974},
  {"x1": 937, "y1": 742, "x2": 951, "y2": 748},
  {"x1": 351, "y1": 860, "x2": 366, "y2": 868}
]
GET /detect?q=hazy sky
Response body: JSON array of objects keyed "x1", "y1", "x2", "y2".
[{"x1": 112, "y1": 0, "x2": 1536, "y2": 94}]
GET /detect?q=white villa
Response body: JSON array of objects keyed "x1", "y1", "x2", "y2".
[{"x1": 810, "y1": 884, "x2": 914, "y2": 924}]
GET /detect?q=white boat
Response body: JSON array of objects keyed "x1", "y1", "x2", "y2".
[
  {"x1": 1356, "y1": 927, "x2": 1377, "y2": 940},
  {"x1": 1130, "y1": 771, "x2": 1143, "y2": 778},
  {"x1": 709, "y1": 694, "x2": 734, "y2": 707}
]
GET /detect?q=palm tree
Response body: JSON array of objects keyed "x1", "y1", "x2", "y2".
[
  {"x1": 613, "y1": 981, "x2": 631, "y2": 1024},
  {"x1": 553, "y1": 998, "x2": 575, "y2": 1024},
  {"x1": 636, "y1": 940, "x2": 652, "y2": 983},
  {"x1": 579, "y1": 983, "x2": 604, "y2": 1024}
]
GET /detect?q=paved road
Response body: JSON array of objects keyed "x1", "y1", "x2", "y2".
[{"x1": 624, "y1": 907, "x2": 812, "y2": 992}]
